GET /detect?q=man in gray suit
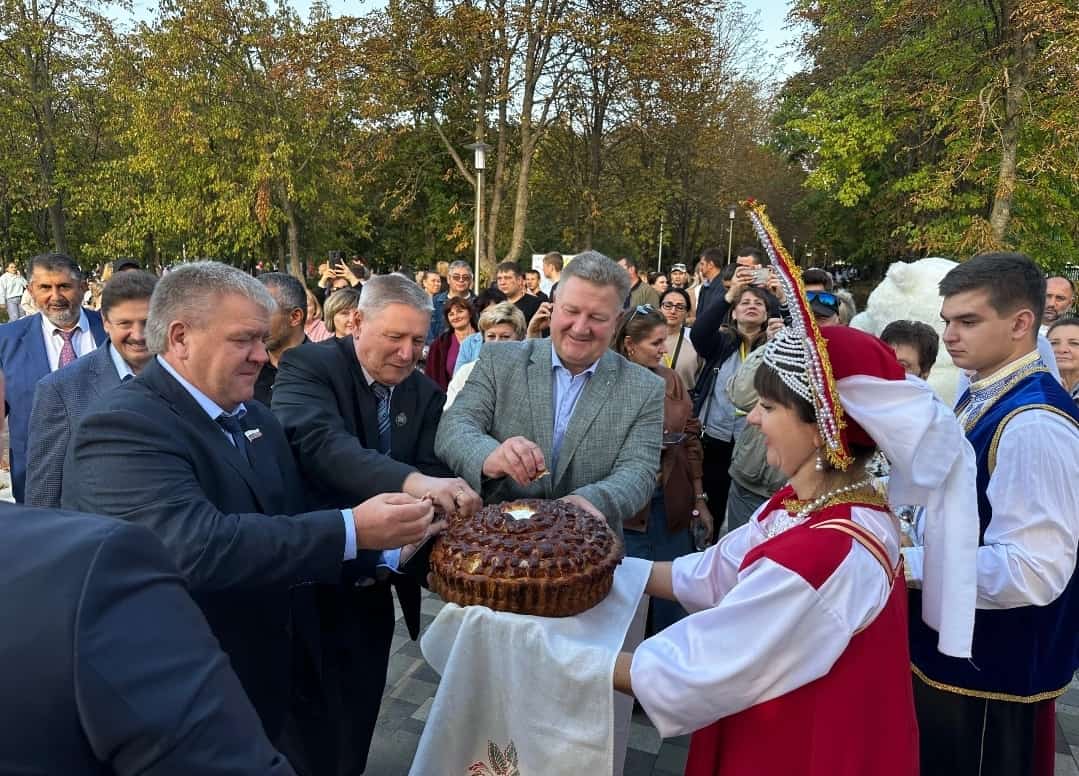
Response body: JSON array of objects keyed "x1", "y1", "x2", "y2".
[
  {"x1": 26, "y1": 270, "x2": 158, "y2": 507},
  {"x1": 435, "y1": 250, "x2": 664, "y2": 532}
]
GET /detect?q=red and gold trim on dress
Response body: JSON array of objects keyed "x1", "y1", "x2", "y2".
[{"x1": 743, "y1": 199, "x2": 853, "y2": 470}]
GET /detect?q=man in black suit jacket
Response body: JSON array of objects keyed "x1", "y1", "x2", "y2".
[
  {"x1": 272, "y1": 272, "x2": 481, "y2": 776},
  {"x1": 0, "y1": 504, "x2": 300, "y2": 776},
  {"x1": 0, "y1": 366, "x2": 293, "y2": 775},
  {"x1": 61, "y1": 262, "x2": 437, "y2": 745}
]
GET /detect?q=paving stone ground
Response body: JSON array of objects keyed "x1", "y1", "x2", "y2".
[{"x1": 374, "y1": 591, "x2": 1079, "y2": 776}]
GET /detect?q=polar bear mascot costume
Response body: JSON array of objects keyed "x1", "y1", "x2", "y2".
[{"x1": 850, "y1": 257, "x2": 960, "y2": 405}]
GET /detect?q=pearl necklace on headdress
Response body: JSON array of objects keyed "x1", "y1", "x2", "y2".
[{"x1": 764, "y1": 476, "x2": 877, "y2": 538}]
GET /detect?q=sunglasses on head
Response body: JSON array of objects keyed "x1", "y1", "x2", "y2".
[
  {"x1": 807, "y1": 290, "x2": 840, "y2": 313},
  {"x1": 627, "y1": 304, "x2": 656, "y2": 323}
]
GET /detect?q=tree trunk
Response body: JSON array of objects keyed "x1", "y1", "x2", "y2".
[
  {"x1": 47, "y1": 196, "x2": 67, "y2": 255},
  {"x1": 23, "y1": 10, "x2": 67, "y2": 256},
  {"x1": 484, "y1": 26, "x2": 513, "y2": 274},
  {"x1": 505, "y1": 133, "x2": 535, "y2": 264},
  {"x1": 987, "y1": 4, "x2": 1035, "y2": 246},
  {"x1": 283, "y1": 196, "x2": 304, "y2": 280},
  {"x1": 275, "y1": 226, "x2": 287, "y2": 270}
]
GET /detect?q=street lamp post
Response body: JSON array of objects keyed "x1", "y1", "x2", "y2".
[
  {"x1": 727, "y1": 204, "x2": 737, "y2": 264},
  {"x1": 465, "y1": 141, "x2": 491, "y2": 295},
  {"x1": 657, "y1": 213, "x2": 664, "y2": 271}
]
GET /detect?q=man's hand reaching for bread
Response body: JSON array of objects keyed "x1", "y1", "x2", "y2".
[{"x1": 482, "y1": 436, "x2": 548, "y2": 486}]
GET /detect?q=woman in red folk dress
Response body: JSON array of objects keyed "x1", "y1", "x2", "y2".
[{"x1": 612, "y1": 202, "x2": 979, "y2": 776}]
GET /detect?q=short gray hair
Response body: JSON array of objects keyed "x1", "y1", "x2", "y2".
[
  {"x1": 358, "y1": 273, "x2": 433, "y2": 317},
  {"x1": 560, "y1": 250, "x2": 631, "y2": 302},
  {"x1": 147, "y1": 261, "x2": 276, "y2": 354},
  {"x1": 448, "y1": 259, "x2": 472, "y2": 276}
]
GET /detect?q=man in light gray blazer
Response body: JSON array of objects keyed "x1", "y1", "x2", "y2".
[
  {"x1": 435, "y1": 251, "x2": 664, "y2": 533},
  {"x1": 25, "y1": 271, "x2": 157, "y2": 507}
]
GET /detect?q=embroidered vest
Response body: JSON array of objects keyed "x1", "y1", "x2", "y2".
[{"x1": 909, "y1": 368, "x2": 1079, "y2": 701}]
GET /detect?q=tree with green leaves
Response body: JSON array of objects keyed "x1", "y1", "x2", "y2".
[{"x1": 779, "y1": 0, "x2": 1079, "y2": 269}]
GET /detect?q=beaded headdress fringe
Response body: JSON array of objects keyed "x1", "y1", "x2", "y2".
[{"x1": 744, "y1": 199, "x2": 853, "y2": 471}]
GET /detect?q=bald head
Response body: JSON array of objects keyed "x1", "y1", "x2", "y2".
[{"x1": 1045, "y1": 276, "x2": 1075, "y2": 325}]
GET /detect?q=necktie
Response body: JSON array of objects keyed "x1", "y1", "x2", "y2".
[
  {"x1": 371, "y1": 382, "x2": 392, "y2": 454},
  {"x1": 57, "y1": 328, "x2": 79, "y2": 368},
  {"x1": 216, "y1": 413, "x2": 251, "y2": 465}
]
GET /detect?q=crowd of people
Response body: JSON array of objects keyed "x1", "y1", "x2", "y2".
[{"x1": 0, "y1": 235, "x2": 1077, "y2": 776}]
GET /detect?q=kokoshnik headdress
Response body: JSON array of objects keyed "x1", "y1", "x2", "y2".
[
  {"x1": 742, "y1": 199, "x2": 979, "y2": 659},
  {"x1": 748, "y1": 199, "x2": 855, "y2": 470}
]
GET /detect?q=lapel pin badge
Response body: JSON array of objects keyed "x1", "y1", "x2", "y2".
[
  {"x1": 244, "y1": 428, "x2": 263, "y2": 442},
  {"x1": 395, "y1": 413, "x2": 408, "y2": 427}
]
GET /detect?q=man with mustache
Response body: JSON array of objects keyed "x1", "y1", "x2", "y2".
[
  {"x1": 0, "y1": 252, "x2": 105, "y2": 502},
  {"x1": 25, "y1": 270, "x2": 157, "y2": 508}
]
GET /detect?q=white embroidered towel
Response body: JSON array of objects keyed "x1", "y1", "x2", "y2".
[{"x1": 410, "y1": 557, "x2": 652, "y2": 776}]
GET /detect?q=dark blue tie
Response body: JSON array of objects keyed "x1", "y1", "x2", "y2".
[
  {"x1": 216, "y1": 413, "x2": 251, "y2": 464},
  {"x1": 371, "y1": 382, "x2": 392, "y2": 454}
]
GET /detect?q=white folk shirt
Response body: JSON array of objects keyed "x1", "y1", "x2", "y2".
[
  {"x1": 904, "y1": 406, "x2": 1079, "y2": 609},
  {"x1": 630, "y1": 503, "x2": 898, "y2": 739}
]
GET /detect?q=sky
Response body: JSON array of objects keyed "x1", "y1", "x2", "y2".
[{"x1": 741, "y1": 0, "x2": 803, "y2": 77}]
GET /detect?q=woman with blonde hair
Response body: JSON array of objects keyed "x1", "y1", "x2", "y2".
[
  {"x1": 322, "y1": 286, "x2": 362, "y2": 338},
  {"x1": 445, "y1": 302, "x2": 527, "y2": 407},
  {"x1": 304, "y1": 287, "x2": 332, "y2": 342}
]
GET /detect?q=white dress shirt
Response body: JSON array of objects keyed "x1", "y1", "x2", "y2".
[{"x1": 41, "y1": 310, "x2": 97, "y2": 371}]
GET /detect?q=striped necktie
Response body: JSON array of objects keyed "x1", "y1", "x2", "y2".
[{"x1": 371, "y1": 382, "x2": 392, "y2": 454}]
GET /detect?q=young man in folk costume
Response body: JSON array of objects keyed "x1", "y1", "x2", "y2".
[
  {"x1": 905, "y1": 252, "x2": 1079, "y2": 776},
  {"x1": 611, "y1": 202, "x2": 979, "y2": 775}
]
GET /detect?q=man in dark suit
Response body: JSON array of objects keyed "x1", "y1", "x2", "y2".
[
  {"x1": 272, "y1": 272, "x2": 482, "y2": 775},
  {"x1": 26, "y1": 270, "x2": 158, "y2": 507},
  {"x1": 62, "y1": 261, "x2": 438, "y2": 745},
  {"x1": 0, "y1": 252, "x2": 104, "y2": 501},
  {"x1": 0, "y1": 366, "x2": 296, "y2": 775}
]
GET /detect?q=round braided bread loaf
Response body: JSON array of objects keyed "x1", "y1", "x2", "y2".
[{"x1": 430, "y1": 499, "x2": 623, "y2": 617}]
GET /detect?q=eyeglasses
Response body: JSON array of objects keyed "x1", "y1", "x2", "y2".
[
  {"x1": 660, "y1": 302, "x2": 688, "y2": 312},
  {"x1": 449, "y1": 273, "x2": 472, "y2": 281},
  {"x1": 807, "y1": 290, "x2": 840, "y2": 313}
]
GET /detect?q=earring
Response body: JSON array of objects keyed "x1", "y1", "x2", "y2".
[{"x1": 815, "y1": 452, "x2": 825, "y2": 471}]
